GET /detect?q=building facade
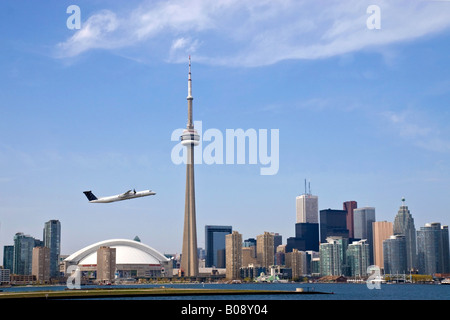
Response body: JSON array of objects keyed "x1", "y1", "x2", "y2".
[
  {"x1": 285, "y1": 249, "x2": 308, "y2": 280},
  {"x1": 383, "y1": 235, "x2": 407, "y2": 275},
  {"x1": 32, "y1": 246, "x2": 50, "y2": 283},
  {"x1": 347, "y1": 239, "x2": 370, "y2": 277},
  {"x1": 96, "y1": 246, "x2": 116, "y2": 283},
  {"x1": 393, "y1": 200, "x2": 417, "y2": 272},
  {"x1": 205, "y1": 225, "x2": 232, "y2": 268},
  {"x1": 417, "y1": 223, "x2": 450, "y2": 275},
  {"x1": 225, "y1": 231, "x2": 242, "y2": 280},
  {"x1": 257, "y1": 232, "x2": 274, "y2": 269},
  {"x1": 353, "y1": 207, "x2": 376, "y2": 264},
  {"x1": 43, "y1": 219, "x2": 61, "y2": 278},
  {"x1": 372, "y1": 221, "x2": 393, "y2": 271},
  {"x1": 286, "y1": 222, "x2": 319, "y2": 253},
  {"x1": 343, "y1": 201, "x2": 357, "y2": 239},
  {"x1": 296, "y1": 194, "x2": 319, "y2": 223},
  {"x1": 320, "y1": 237, "x2": 347, "y2": 276},
  {"x1": 13, "y1": 233, "x2": 36, "y2": 275},
  {"x1": 319, "y1": 209, "x2": 349, "y2": 243}
]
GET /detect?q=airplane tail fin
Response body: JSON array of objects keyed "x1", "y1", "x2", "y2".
[{"x1": 83, "y1": 191, "x2": 98, "y2": 201}]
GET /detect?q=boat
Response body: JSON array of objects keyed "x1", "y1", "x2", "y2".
[{"x1": 440, "y1": 278, "x2": 450, "y2": 285}]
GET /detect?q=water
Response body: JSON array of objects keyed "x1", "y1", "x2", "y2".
[{"x1": 3, "y1": 282, "x2": 450, "y2": 300}]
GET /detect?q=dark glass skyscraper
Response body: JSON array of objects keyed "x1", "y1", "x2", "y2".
[
  {"x1": 319, "y1": 209, "x2": 349, "y2": 243},
  {"x1": 43, "y1": 220, "x2": 61, "y2": 277},
  {"x1": 205, "y1": 225, "x2": 232, "y2": 268},
  {"x1": 286, "y1": 223, "x2": 319, "y2": 252}
]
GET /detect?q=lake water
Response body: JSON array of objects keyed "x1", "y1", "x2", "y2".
[{"x1": 3, "y1": 282, "x2": 450, "y2": 300}]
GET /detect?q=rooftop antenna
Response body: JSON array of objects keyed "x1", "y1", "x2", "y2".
[
  {"x1": 308, "y1": 181, "x2": 311, "y2": 195},
  {"x1": 304, "y1": 179, "x2": 307, "y2": 195}
]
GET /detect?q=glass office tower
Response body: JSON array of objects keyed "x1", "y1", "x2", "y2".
[
  {"x1": 205, "y1": 225, "x2": 232, "y2": 268},
  {"x1": 43, "y1": 220, "x2": 61, "y2": 278},
  {"x1": 417, "y1": 223, "x2": 450, "y2": 275}
]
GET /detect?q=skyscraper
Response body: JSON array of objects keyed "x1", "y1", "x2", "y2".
[
  {"x1": 347, "y1": 239, "x2": 370, "y2": 277},
  {"x1": 226, "y1": 231, "x2": 242, "y2": 280},
  {"x1": 97, "y1": 246, "x2": 116, "y2": 283},
  {"x1": 343, "y1": 201, "x2": 357, "y2": 239},
  {"x1": 319, "y1": 209, "x2": 349, "y2": 243},
  {"x1": 353, "y1": 207, "x2": 376, "y2": 264},
  {"x1": 43, "y1": 219, "x2": 61, "y2": 278},
  {"x1": 205, "y1": 225, "x2": 232, "y2": 268},
  {"x1": 13, "y1": 233, "x2": 35, "y2": 275},
  {"x1": 296, "y1": 182, "x2": 318, "y2": 222},
  {"x1": 32, "y1": 246, "x2": 50, "y2": 283},
  {"x1": 393, "y1": 198, "x2": 417, "y2": 272},
  {"x1": 257, "y1": 232, "x2": 274, "y2": 269},
  {"x1": 383, "y1": 235, "x2": 407, "y2": 275},
  {"x1": 296, "y1": 194, "x2": 319, "y2": 223},
  {"x1": 319, "y1": 237, "x2": 346, "y2": 276},
  {"x1": 286, "y1": 223, "x2": 319, "y2": 252},
  {"x1": 372, "y1": 221, "x2": 393, "y2": 271},
  {"x1": 417, "y1": 222, "x2": 450, "y2": 275},
  {"x1": 181, "y1": 57, "x2": 200, "y2": 278}
]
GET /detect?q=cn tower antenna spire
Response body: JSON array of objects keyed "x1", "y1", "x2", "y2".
[{"x1": 187, "y1": 56, "x2": 193, "y2": 129}]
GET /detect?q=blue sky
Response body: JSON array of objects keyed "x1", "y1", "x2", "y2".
[{"x1": 1, "y1": 0, "x2": 450, "y2": 258}]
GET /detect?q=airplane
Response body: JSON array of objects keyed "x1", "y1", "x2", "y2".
[{"x1": 83, "y1": 189, "x2": 156, "y2": 203}]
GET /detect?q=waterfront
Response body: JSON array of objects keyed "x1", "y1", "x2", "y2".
[{"x1": 1, "y1": 282, "x2": 449, "y2": 300}]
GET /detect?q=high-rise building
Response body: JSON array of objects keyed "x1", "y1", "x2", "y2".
[
  {"x1": 346, "y1": 239, "x2": 370, "y2": 277},
  {"x1": 343, "y1": 201, "x2": 357, "y2": 239},
  {"x1": 353, "y1": 207, "x2": 376, "y2": 264},
  {"x1": 296, "y1": 194, "x2": 319, "y2": 223},
  {"x1": 13, "y1": 233, "x2": 35, "y2": 275},
  {"x1": 205, "y1": 225, "x2": 232, "y2": 268},
  {"x1": 43, "y1": 219, "x2": 61, "y2": 278},
  {"x1": 271, "y1": 233, "x2": 282, "y2": 254},
  {"x1": 383, "y1": 235, "x2": 407, "y2": 275},
  {"x1": 286, "y1": 223, "x2": 319, "y2": 252},
  {"x1": 181, "y1": 57, "x2": 200, "y2": 278},
  {"x1": 417, "y1": 223, "x2": 450, "y2": 275},
  {"x1": 285, "y1": 249, "x2": 308, "y2": 280},
  {"x1": 319, "y1": 209, "x2": 349, "y2": 243},
  {"x1": 257, "y1": 232, "x2": 274, "y2": 269},
  {"x1": 32, "y1": 246, "x2": 50, "y2": 283},
  {"x1": 372, "y1": 221, "x2": 393, "y2": 271},
  {"x1": 96, "y1": 246, "x2": 116, "y2": 283},
  {"x1": 393, "y1": 199, "x2": 417, "y2": 272},
  {"x1": 3, "y1": 245, "x2": 14, "y2": 272},
  {"x1": 319, "y1": 237, "x2": 346, "y2": 276},
  {"x1": 225, "y1": 231, "x2": 242, "y2": 280}
]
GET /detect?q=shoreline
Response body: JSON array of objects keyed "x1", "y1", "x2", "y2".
[{"x1": 0, "y1": 287, "x2": 332, "y2": 300}]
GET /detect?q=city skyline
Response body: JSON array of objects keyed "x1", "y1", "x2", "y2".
[{"x1": 1, "y1": 1, "x2": 450, "y2": 260}]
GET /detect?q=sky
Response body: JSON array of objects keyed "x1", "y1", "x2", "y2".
[{"x1": 1, "y1": 0, "x2": 450, "y2": 260}]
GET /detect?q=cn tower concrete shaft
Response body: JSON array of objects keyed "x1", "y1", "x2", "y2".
[{"x1": 180, "y1": 57, "x2": 199, "y2": 277}]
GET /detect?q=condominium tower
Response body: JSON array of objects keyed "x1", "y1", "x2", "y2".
[{"x1": 226, "y1": 231, "x2": 242, "y2": 280}]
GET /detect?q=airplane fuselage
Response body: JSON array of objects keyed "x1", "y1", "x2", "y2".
[{"x1": 84, "y1": 190, "x2": 156, "y2": 203}]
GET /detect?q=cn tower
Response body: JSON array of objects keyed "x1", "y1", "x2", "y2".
[{"x1": 180, "y1": 57, "x2": 199, "y2": 277}]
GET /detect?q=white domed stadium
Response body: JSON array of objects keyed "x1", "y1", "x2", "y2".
[{"x1": 64, "y1": 239, "x2": 172, "y2": 280}]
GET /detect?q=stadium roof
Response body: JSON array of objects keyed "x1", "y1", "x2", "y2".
[{"x1": 64, "y1": 239, "x2": 170, "y2": 266}]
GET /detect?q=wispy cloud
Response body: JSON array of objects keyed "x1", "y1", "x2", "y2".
[
  {"x1": 382, "y1": 109, "x2": 450, "y2": 153},
  {"x1": 55, "y1": 0, "x2": 450, "y2": 66}
]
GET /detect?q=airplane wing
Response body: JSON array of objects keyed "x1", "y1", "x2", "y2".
[{"x1": 122, "y1": 190, "x2": 133, "y2": 195}]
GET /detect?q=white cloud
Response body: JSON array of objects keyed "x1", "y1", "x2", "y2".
[
  {"x1": 382, "y1": 110, "x2": 450, "y2": 153},
  {"x1": 55, "y1": 0, "x2": 450, "y2": 66}
]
